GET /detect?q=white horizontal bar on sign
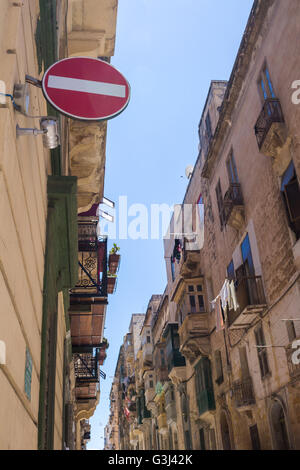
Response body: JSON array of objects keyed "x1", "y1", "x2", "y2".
[{"x1": 47, "y1": 75, "x2": 126, "y2": 98}]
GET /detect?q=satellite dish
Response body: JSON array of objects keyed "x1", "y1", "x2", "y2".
[{"x1": 185, "y1": 165, "x2": 194, "y2": 179}]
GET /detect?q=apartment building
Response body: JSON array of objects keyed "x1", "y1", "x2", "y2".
[
  {"x1": 0, "y1": 0, "x2": 119, "y2": 450},
  {"x1": 106, "y1": 0, "x2": 300, "y2": 450}
]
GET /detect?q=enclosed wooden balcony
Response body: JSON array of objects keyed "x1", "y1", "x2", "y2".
[
  {"x1": 254, "y1": 98, "x2": 287, "y2": 157},
  {"x1": 153, "y1": 343, "x2": 169, "y2": 384},
  {"x1": 228, "y1": 276, "x2": 267, "y2": 329},
  {"x1": 164, "y1": 382, "x2": 177, "y2": 423},
  {"x1": 142, "y1": 342, "x2": 153, "y2": 368},
  {"x1": 163, "y1": 324, "x2": 186, "y2": 373},
  {"x1": 223, "y1": 183, "x2": 245, "y2": 230},
  {"x1": 157, "y1": 412, "x2": 167, "y2": 430},
  {"x1": 136, "y1": 389, "x2": 151, "y2": 425},
  {"x1": 70, "y1": 303, "x2": 106, "y2": 348},
  {"x1": 232, "y1": 376, "x2": 255, "y2": 408},
  {"x1": 179, "y1": 312, "x2": 210, "y2": 362},
  {"x1": 75, "y1": 382, "x2": 99, "y2": 402},
  {"x1": 180, "y1": 238, "x2": 202, "y2": 278},
  {"x1": 145, "y1": 387, "x2": 155, "y2": 407}
]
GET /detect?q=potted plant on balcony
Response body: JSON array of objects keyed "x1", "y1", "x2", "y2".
[
  {"x1": 108, "y1": 244, "x2": 121, "y2": 274},
  {"x1": 101, "y1": 337, "x2": 109, "y2": 349},
  {"x1": 107, "y1": 271, "x2": 117, "y2": 294}
]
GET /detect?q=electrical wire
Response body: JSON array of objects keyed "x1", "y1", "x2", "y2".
[{"x1": 0, "y1": 92, "x2": 18, "y2": 109}]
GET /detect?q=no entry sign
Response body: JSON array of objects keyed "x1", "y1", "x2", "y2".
[{"x1": 42, "y1": 57, "x2": 130, "y2": 121}]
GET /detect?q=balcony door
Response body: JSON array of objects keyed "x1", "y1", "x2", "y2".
[
  {"x1": 241, "y1": 234, "x2": 254, "y2": 276},
  {"x1": 241, "y1": 234, "x2": 258, "y2": 304}
]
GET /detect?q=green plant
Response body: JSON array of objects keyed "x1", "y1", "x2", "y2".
[
  {"x1": 107, "y1": 271, "x2": 117, "y2": 278},
  {"x1": 109, "y1": 243, "x2": 120, "y2": 255}
]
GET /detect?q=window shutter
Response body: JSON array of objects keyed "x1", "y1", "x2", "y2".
[
  {"x1": 284, "y1": 178, "x2": 300, "y2": 223},
  {"x1": 250, "y1": 424, "x2": 261, "y2": 450}
]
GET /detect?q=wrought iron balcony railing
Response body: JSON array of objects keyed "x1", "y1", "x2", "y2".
[
  {"x1": 70, "y1": 231, "x2": 108, "y2": 298},
  {"x1": 73, "y1": 350, "x2": 100, "y2": 383},
  {"x1": 228, "y1": 276, "x2": 267, "y2": 328},
  {"x1": 223, "y1": 183, "x2": 244, "y2": 228},
  {"x1": 232, "y1": 376, "x2": 255, "y2": 408},
  {"x1": 254, "y1": 98, "x2": 285, "y2": 150}
]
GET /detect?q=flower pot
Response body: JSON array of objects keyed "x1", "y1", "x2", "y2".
[
  {"x1": 108, "y1": 253, "x2": 120, "y2": 274},
  {"x1": 107, "y1": 276, "x2": 117, "y2": 294}
]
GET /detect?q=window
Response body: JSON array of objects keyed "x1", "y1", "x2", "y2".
[
  {"x1": 205, "y1": 112, "x2": 213, "y2": 142},
  {"x1": 214, "y1": 350, "x2": 224, "y2": 385},
  {"x1": 226, "y1": 151, "x2": 239, "y2": 184},
  {"x1": 149, "y1": 380, "x2": 154, "y2": 389},
  {"x1": 170, "y1": 257, "x2": 175, "y2": 282},
  {"x1": 249, "y1": 424, "x2": 261, "y2": 450},
  {"x1": 147, "y1": 336, "x2": 151, "y2": 343},
  {"x1": 239, "y1": 346, "x2": 250, "y2": 379},
  {"x1": 189, "y1": 295, "x2": 196, "y2": 312},
  {"x1": 281, "y1": 161, "x2": 300, "y2": 240},
  {"x1": 199, "y1": 428, "x2": 206, "y2": 450},
  {"x1": 197, "y1": 195, "x2": 204, "y2": 231},
  {"x1": 195, "y1": 358, "x2": 215, "y2": 409},
  {"x1": 259, "y1": 65, "x2": 276, "y2": 101},
  {"x1": 160, "y1": 349, "x2": 165, "y2": 367},
  {"x1": 24, "y1": 348, "x2": 33, "y2": 400},
  {"x1": 286, "y1": 321, "x2": 296, "y2": 343},
  {"x1": 198, "y1": 295, "x2": 205, "y2": 312},
  {"x1": 227, "y1": 260, "x2": 235, "y2": 281},
  {"x1": 215, "y1": 180, "x2": 225, "y2": 228},
  {"x1": 270, "y1": 401, "x2": 290, "y2": 450},
  {"x1": 255, "y1": 325, "x2": 270, "y2": 379},
  {"x1": 187, "y1": 285, "x2": 206, "y2": 313},
  {"x1": 184, "y1": 430, "x2": 192, "y2": 450}
]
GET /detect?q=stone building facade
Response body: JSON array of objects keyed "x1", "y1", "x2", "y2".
[
  {"x1": 106, "y1": 0, "x2": 300, "y2": 450},
  {"x1": 0, "y1": 0, "x2": 120, "y2": 450}
]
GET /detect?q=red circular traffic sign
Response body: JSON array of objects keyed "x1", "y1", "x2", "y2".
[{"x1": 42, "y1": 57, "x2": 130, "y2": 121}]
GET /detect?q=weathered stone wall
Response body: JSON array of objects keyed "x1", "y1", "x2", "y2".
[
  {"x1": 67, "y1": 0, "x2": 118, "y2": 213},
  {"x1": 0, "y1": 0, "x2": 48, "y2": 449}
]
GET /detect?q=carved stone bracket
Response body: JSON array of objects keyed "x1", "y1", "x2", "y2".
[{"x1": 180, "y1": 337, "x2": 211, "y2": 364}]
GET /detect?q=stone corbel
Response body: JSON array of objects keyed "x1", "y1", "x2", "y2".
[
  {"x1": 168, "y1": 366, "x2": 187, "y2": 386},
  {"x1": 180, "y1": 337, "x2": 211, "y2": 364},
  {"x1": 68, "y1": 30, "x2": 106, "y2": 57}
]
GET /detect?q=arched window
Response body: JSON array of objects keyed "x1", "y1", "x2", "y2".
[
  {"x1": 220, "y1": 411, "x2": 232, "y2": 450},
  {"x1": 270, "y1": 401, "x2": 290, "y2": 450}
]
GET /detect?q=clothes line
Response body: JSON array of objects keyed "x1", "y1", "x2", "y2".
[{"x1": 210, "y1": 279, "x2": 239, "y2": 332}]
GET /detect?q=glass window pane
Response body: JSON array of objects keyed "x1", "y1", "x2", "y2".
[{"x1": 265, "y1": 67, "x2": 275, "y2": 98}]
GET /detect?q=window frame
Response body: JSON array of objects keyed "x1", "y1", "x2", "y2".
[
  {"x1": 257, "y1": 63, "x2": 276, "y2": 102},
  {"x1": 215, "y1": 179, "x2": 225, "y2": 229},
  {"x1": 254, "y1": 324, "x2": 271, "y2": 379},
  {"x1": 226, "y1": 150, "x2": 239, "y2": 184}
]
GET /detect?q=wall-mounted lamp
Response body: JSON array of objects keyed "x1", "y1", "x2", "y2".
[
  {"x1": 16, "y1": 117, "x2": 60, "y2": 149},
  {"x1": 0, "y1": 341, "x2": 6, "y2": 365},
  {"x1": 101, "y1": 197, "x2": 115, "y2": 209},
  {"x1": 99, "y1": 210, "x2": 114, "y2": 223},
  {"x1": 13, "y1": 83, "x2": 30, "y2": 114}
]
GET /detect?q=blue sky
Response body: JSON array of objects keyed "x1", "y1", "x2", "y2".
[{"x1": 87, "y1": 0, "x2": 253, "y2": 450}]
